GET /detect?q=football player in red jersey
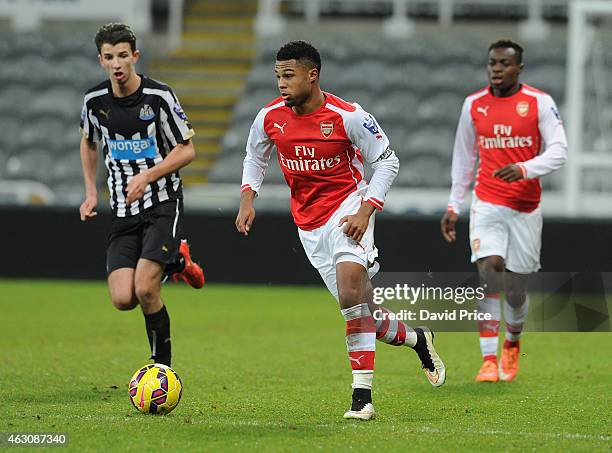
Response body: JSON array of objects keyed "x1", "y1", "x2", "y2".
[
  {"x1": 441, "y1": 39, "x2": 567, "y2": 382},
  {"x1": 236, "y1": 41, "x2": 445, "y2": 420}
]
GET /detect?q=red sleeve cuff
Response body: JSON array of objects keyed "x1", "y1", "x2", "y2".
[
  {"x1": 241, "y1": 184, "x2": 252, "y2": 193},
  {"x1": 366, "y1": 197, "x2": 384, "y2": 211},
  {"x1": 517, "y1": 163, "x2": 528, "y2": 179}
]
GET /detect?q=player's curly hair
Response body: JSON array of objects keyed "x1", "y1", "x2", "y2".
[
  {"x1": 489, "y1": 39, "x2": 524, "y2": 63},
  {"x1": 276, "y1": 40, "x2": 321, "y2": 73},
  {"x1": 94, "y1": 22, "x2": 137, "y2": 53}
]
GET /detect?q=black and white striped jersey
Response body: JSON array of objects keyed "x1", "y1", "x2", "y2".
[{"x1": 80, "y1": 75, "x2": 195, "y2": 217}]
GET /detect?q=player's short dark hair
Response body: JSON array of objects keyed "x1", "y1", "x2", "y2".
[
  {"x1": 488, "y1": 39, "x2": 524, "y2": 63},
  {"x1": 94, "y1": 22, "x2": 137, "y2": 53},
  {"x1": 276, "y1": 40, "x2": 321, "y2": 73}
]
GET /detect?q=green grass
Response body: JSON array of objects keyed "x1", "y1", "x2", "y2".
[{"x1": 1, "y1": 280, "x2": 610, "y2": 452}]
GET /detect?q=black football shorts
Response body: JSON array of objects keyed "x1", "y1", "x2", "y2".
[{"x1": 106, "y1": 199, "x2": 183, "y2": 274}]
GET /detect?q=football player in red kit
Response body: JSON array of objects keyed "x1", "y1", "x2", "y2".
[
  {"x1": 237, "y1": 41, "x2": 445, "y2": 420},
  {"x1": 441, "y1": 39, "x2": 567, "y2": 382}
]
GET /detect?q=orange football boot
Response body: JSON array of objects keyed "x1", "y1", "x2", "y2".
[
  {"x1": 499, "y1": 340, "x2": 520, "y2": 382},
  {"x1": 172, "y1": 240, "x2": 205, "y2": 289},
  {"x1": 475, "y1": 359, "x2": 499, "y2": 382}
]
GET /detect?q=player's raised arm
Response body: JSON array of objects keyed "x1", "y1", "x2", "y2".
[{"x1": 235, "y1": 108, "x2": 275, "y2": 236}]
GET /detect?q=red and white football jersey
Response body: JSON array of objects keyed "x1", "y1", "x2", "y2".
[
  {"x1": 448, "y1": 84, "x2": 568, "y2": 214},
  {"x1": 241, "y1": 92, "x2": 399, "y2": 230}
]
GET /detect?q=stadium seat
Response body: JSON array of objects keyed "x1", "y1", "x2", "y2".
[
  {"x1": 337, "y1": 61, "x2": 388, "y2": 93},
  {"x1": 0, "y1": 117, "x2": 22, "y2": 150},
  {"x1": 5, "y1": 151, "x2": 55, "y2": 183},
  {"x1": 416, "y1": 93, "x2": 463, "y2": 125},
  {"x1": 221, "y1": 120, "x2": 252, "y2": 152},
  {"x1": 246, "y1": 62, "x2": 277, "y2": 90},
  {"x1": 20, "y1": 117, "x2": 69, "y2": 150},
  {"x1": 369, "y1": 91, "x2": 418, "y2": 127},
  {"x1": 207, "y1": 153, "x2": 246, "y2": 183},
  {"x1": 31, "y1": 87, "x2": 82, "y2": 121},
  {"x1": 395, "y1": 154, "x2": 451, "y2": 188},
  {"x1": 0, "y1": 85, "x2": 33, "y2": 117},
  {"x1": 49, "y1": 152, "x2": 84, "y2": 185},
  {"x1": 523, "y1": 65, "x2": 565, "y2": 100},
  {"x1": 406, "y1": 128, "x2": 454, "y2": 158},
  {"x1": 232, "y1": 88, "x2": 278, "y2": 122}
]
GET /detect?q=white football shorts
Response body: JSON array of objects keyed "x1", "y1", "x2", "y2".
[
  {"x1": 469, "y1": 195, "x2": 542, "y2": 274},
  {"x1": 298, "y1": 189, "x2": 380, "y2": 301}
]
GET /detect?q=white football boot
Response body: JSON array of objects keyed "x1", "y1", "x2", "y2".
[{"x1": 414, "y1": 327, "x2": 446, "y2": 387}]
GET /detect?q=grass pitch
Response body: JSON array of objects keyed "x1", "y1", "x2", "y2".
[{"x1": 2, "y1": 280, "x2": 610, "y2": 452}]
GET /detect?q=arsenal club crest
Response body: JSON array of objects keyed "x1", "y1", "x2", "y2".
[
  {"x1": 320, "y1": 121, "x2": 334, "y2": 138},
  {"x1": 516, "y1": 101, "x2": 529, "y2": 117}
]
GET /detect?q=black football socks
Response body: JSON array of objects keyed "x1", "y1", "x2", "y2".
[
  {"x1": 162, "y1": 255, "x2": 185, "y2": 280},
  {"x1": 144, "y1": 305, "x2": 171, "y2": 366}
]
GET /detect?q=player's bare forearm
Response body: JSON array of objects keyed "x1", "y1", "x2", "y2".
[
  {"x1": 236, "y1": 189, "x2": 257, "y2": 236},
  {"x1": 79, "y1": 136, "x2": 98, "y2": 221},
  {"x1": 441, "y1": 211, "x2": 459, "y2": 243},
  {"x1": 80, "y1": 136, "x2": 98, "y2": 197},
  {"x1": 359, "y1": 201, "x2": 377, "y2": 218},
  {"x1": 240, "y1": 188, "x2": 257, "y2": 205}
]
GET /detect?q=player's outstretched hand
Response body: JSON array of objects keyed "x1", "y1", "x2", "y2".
[
  {"x1": 236, "y1": 205, "x2": 256, "y2": 236},
  {"x1": 338, "y1": 212, "x2": 370, "y2": 243},
  {"x1": 79, "y1": 195, "x2": 98, "y2": 222},
  {"x1": 493, "y1": 164, "x2": 524, "y2": 183},
  {"x1": 126, "y1": 173, "x2": 149, "y2": 205},
  {"x1": 440, "y1": 211, "x2": 458, "y2": 243}
]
